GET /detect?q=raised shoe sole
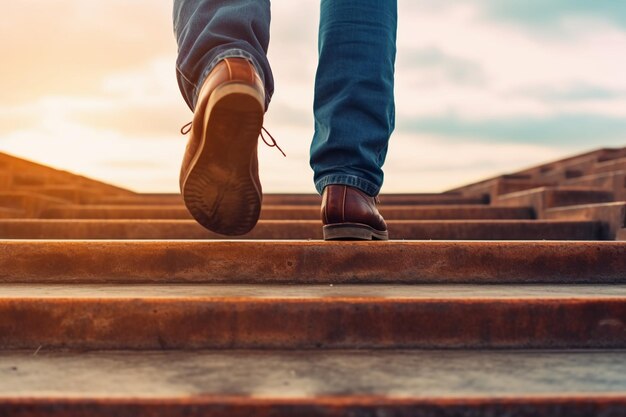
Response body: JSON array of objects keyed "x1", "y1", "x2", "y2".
[{"x1": 181, "y1": 83, "x2": 264, "y2": 236}]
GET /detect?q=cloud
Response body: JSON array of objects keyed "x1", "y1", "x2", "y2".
[
  {"x1": 383, "y1": 132, "x2": 569, "y2": 192},
  {"x1": 481, "y1": 0, "x2": 626, "y2": 31},
  {"x1": 513, "y1": 84, "x2": 626, "y2": 102},
  {"x1": 395, "y1": 1, "x2": 626, "y2": 124},
  {"x1": 400, "y1": 48, "x2": 487, "y2": 86},
  {"x1": 0, "y1": 1, "x2": 175, "y2": 104},
  {"x1": 69, "y1": 58, "x2": 190, "y2": 137},
  {"x1": 1, "y1": 0, "x2": 625, "y2": 193},
  {"x1": 400, "y1": 114, "x2": 626, "y2": 146}
]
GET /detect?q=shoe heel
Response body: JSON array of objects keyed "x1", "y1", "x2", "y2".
[
  {"x1": 323, "y1": 223, "x2": 389, "y2": 241},
  {"x1": 182, "y1": 83, "x2": 264, "y2": 236}
]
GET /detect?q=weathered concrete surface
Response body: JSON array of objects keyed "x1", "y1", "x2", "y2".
[
  {"x1": 0, "y1": 219, "x2": 601, "y2": 240},
  {"x1": 14, "y1": 186, "x2": 106, "y2": 204},
  {"x1": 593, "y1": 157, "x2": 626, "y2": 174},
  {"x1": 3, "y1": 397, "x2": 624, "y2": 417},
  {"x1": 39, "y1": 204, "x2": 534, "y2": 220},
  {"x1": 545, "y1": 202, "x2": 626, "y2": 240},
  {"x1": 453, "y1": 148, "x2": 622, "y2": 190},
  {"x1": 0, "y1": 284, "x2": 625, "y2": 349},
  {"x1": 0, "y1": 151, "x2": 135, "y2": 196},
  {"x1": 412, "y1": 178, "x2": 561, "y2": 201},
  {"x1": 261, "y1": 205, "x2": 533, "y2": 221},
  {"x1": 1, "y1": 350, "x2": 626, "y2": 416},
  {"x1": 0, "y1": 192, "x2": 69, "y2": 217},
  {"x1": 495, "y1": 187, "x2": 615, "y2": 218},
  {"x1": 1, "y1": 241, "x2": 625, "y2": 283},
  {"x1": 0, "y1": 171, "x2": 10, "y2": 189},
  {"x1": 564, "y1": 171, "x2": 626, "y2": 201},
  {"x1": 94, "y1": 193, "x2": 487, "y2": 207},
  {"x1": 0, "y1": 208, "x2": 23, "y2": 219}
]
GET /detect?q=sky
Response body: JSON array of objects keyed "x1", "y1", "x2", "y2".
[{"x1": 1, "y1": 1, "x2": 625, "y2": 193}]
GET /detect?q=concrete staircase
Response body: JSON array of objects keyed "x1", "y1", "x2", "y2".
[{"x1": 1, "y1": 148, "x2": 626, "y2": 416}]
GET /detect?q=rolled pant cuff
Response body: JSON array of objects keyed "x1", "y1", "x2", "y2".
[
  {"x1": 193, "y1": 48, "x2": 267, "y2": 109},
  {"x1": 315, "y1": 174, "x2": 381, "y2": 197}
]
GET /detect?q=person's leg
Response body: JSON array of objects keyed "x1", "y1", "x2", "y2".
[
  {"x1": 174, "y1": 0, "x2": 272, "y2": 236},
  {"x1": 310, "y1": 0, "x2": 398, "y2": 197},
  {"x1": 173, "y1": 0, "x2": 273, "y2": 110}
]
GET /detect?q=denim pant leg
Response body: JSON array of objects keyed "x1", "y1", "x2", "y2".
[
  {"x1": 310, "y1": 0, "x2": 398, "y2": 196},
  {"x1": 173, "y1": 0, "x2": 274, "y2": 111}
]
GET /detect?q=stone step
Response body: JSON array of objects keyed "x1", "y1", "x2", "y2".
[
  {"x1": 593, "y1": 157, "x2": 626, "y2": 174},
  {"x1": 447, "y1": 178, "x2": 555, "y2": 200},
  {"x1": 495, "y1": 187, "x2": 615, "y2": 218},
  {"x1": 97, "y1": 194, "x2": 184, "y2": 205},
  {"x1": 12, "y1": 185, "x2": 107, "y2": 204},
  {"x1": 10, "y1": 172, "x2": 52, "y2": 187},
  {"x1": 544, "y1": 202, "x2": 626, "y2": 240},
  {"x1": 537, "y1": 167, "x2": 585, "y2": 182},
  {"x1": 39, "y1": 204, "x2": 534, "y2": 220},
  {"x1": 448, "y1": 148, "x2": 625, "y2": 193},
  {"x1": 0, "y1": 208, "x2": 23, "y2": 219},
  {"x1": 563, "y1": 171, "x2": 626, "y2": 201},
  {"x1": 527, "y1": 155, "x2": 600, "y2": 180},
  {"x1": 520, "y1": 148, "x2": 625, "y2": 179},
  {"x1": 1, "y1": 240, "x2": 624, "y2": 284},
  {"x1": 1, "y1": 284, "x2": 625, "y2": 349},
  {"x1": 0, "y1": 192, "x2": 70, "y2": 217},
  {"x1": 0, "y1": 151, "x2": 135, "y2": 196},
  {"x1": 0, "y1": 171, "x2": 10, "y2": 189},
  {"x1": 0, "y1": 219, "x2": 601, "y2": 240},
  {"x1": 597, "y1": 147, "x2": 626, "y2": 162},
  {"x1": 1, "y1": 349, "x2": 625, "y2": 416},
  {"x1": 96, "y1": 193, "x2": 488, "y2": 206}
]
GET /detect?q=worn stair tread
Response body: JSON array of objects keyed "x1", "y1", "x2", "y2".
[
  {"x1": 496, "y1": 187, "x2": 616, "y2": 220},
  {"x1": 1, "y1": 284, "x2": 625, "y2": 349},
  {"x1": 0, "y1": 219, "x2": 601, "y2": 240},
  {"x1": 13, "y1": 185, "x2": 107, "y2": 204},
  {"x1": 1, "y1": 349, "x2": 625, "y2": 399},
  {"x1": 593, "y1": 157, "x2": 626, "y2": 174},
  {"x1": 95, "y1": 193, "x2": 486, "y2": 206},
  {"x1": 545, "y1": 202, "x2": 626, "y2": 239},
  {"x1": 1, "y1": 240, "x2": 625, "y2": 284},
  {"x1": 2, "y1": 283, "x2": 626, "y2": 298},
  {"x1": 0, "y1": 208, "x2": 23, "y2": 219},
  {"x1": 545, "y1": 202, "x2": 626, "y2": 222},
  {"x1": 447, "y1": 178, "x2": 553, "y2": 197},
  {"x1": 506, "y1": 148, "x2": 623, "y2": 182},
  {"x1": 39, "y1": 204, "x2": 533, "y2": 220}
]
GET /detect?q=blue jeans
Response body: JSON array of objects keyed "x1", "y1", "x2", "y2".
[{"x1": 174, "y1": 0, "x2": 397, "y2": 196}]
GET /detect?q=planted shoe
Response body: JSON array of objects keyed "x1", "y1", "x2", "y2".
[{"x1": 321, "y1": 185, "x2": 389, "y2": 241}]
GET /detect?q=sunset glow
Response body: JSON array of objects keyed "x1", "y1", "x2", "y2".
[{"x1": 2, "y1": 1, "x2": 626, "y2": 192}]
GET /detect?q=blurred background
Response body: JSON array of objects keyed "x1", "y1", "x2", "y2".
[{"x1": 1, "y1": 0, "x2": 625, "y2": 193}]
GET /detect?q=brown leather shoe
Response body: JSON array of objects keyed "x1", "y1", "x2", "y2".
[
  {"x1": 321, "y1": 185, "x2": 389, "y2": 241},
  {"x1": 180, "y1": 58, "x2": 265, "y2": 236}
]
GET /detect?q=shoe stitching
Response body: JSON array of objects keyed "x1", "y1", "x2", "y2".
[
  {"x1": 224, "y1": 59, "x2": 233, "y2": 79},
  {"x1": 341, "y1": 186, "x2": 347, "y2": 223}
]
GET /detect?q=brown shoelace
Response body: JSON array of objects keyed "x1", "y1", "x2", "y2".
[
  {"x1": 180, "y1": 122, "x2": 286, "y2": 157},
  {"x1": 180, "y1": 121, "x2": 192, "y2": 135}
]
